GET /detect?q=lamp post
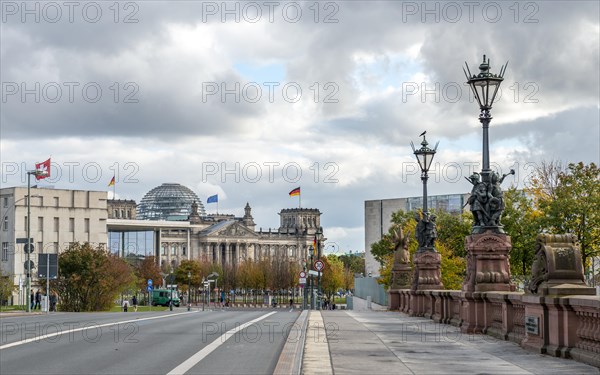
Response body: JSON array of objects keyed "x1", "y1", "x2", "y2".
[
  {"x1": 463, "y1": 55, "x2": 507, "y2": 183},
  {"x1": 463, "y1": 55, "x2": 513, "y2": 233},
  {"x1": 25, "y1": 170, "x2": 47, "y2": 313},
  {"x1": 208, "y1": 272, "x2": 219, "y2": 307},
  {"x1": 308, "y1": 246, "x2": 314, "y2": 310},
  {"x1": 187, "y1": 271, "x2": 191, "y2": 311},
  {"x1": 316, "y1": 228, "x2": 323, "y2": 311},
  {"x1": 169, "y1": 272, "x2": 174, "y2": 311},
  {"x1": 410, "y1": 133, "x2": 438, "y2": 251},
  {"x1": 409, "y1": 133, "x2": 443, "y2": 290}
]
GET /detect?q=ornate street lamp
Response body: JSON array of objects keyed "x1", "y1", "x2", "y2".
[
  {"x1": 463, "y1": 54, "x2": 508, "y2": 184},
  {"x1": 410, "y1": 132, "x2": 438, "y2": 224},
  {"x1": 409, "y1": 132, "x2": 443, "y2": 290},
  {"x1": 463, "y1": 55, "x2": 514, "y2": 233}
]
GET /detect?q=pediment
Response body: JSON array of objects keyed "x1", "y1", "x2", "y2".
[{"x1": 216, "y1": 222, "x2": 259, "y2": 238}]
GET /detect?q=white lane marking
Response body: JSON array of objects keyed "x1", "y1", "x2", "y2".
[
  {"x1": 167, "y1": 311, "x2": 278, "y2": 375},
  {"x1": 0, "y1": 311, "x2": 198, "y2": 350}
]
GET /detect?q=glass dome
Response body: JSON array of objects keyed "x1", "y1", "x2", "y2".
[{"x1": 137, "y1": 183, "x2": 206, "y2": 221}]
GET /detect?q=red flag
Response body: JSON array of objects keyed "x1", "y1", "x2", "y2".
[{"x1": 35, "y1": 158, "x2": 51, "y2": 180}]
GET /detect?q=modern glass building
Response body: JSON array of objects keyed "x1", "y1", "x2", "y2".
[
  {"x1": 137, "y1": 183, "x2": 206, "y2": 220},
  {"x1": 108, "y1": 230, "x2": 155, "y2": 258}
]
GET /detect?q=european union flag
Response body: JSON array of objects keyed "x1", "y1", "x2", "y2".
[{"x1": 207, "y1": 194, "x2": 218, "y2": 204}]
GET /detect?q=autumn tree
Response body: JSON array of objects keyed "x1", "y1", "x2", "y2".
[
  {"x1": 53, "y1": 243, "x2": 135, "y2": 311},
  {"x1": 134, "y1": 256, "x2": 162, "y2": 291},
  {"x1": 530, "y1": 162, "x2": 600, "y2": 268},
  {"x1": 320, "y1": 254, "x2": 344, "y2": 299}
]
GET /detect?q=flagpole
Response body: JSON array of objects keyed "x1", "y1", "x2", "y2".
[
  {"x1": 113, "y1": 179, "x2": 116, "y2": 200},
  {"x1": 299, "y1": 192, "x2": 301, "y2": 208}
]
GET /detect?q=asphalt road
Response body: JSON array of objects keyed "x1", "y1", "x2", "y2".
[{"x1": 0, "y1": 308, "x2": 301, "y2": 375}]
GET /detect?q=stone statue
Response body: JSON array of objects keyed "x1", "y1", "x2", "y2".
[
  {"x1": 465, "y1": 169, "x2": 515, "y2": 231},
  {"x1": 424, "y1": 214, "x2": 437, "y2": 248},
  {"x1": 391, "y1": 225, "x2": 410, "y2": 264},
  {"x1": 415, "y1": 212, "x2": 426, "y2": 248}
]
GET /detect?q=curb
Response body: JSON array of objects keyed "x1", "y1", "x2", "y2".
[{"x1": 273, "y1": 310, "x2": 309, "y2": 375}]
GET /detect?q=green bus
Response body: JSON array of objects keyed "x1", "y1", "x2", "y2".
[{"x1": 152, "y1": 289, "x2": 180, "y2": 307}]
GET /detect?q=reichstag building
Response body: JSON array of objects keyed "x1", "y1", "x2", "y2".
[{"x1": 107, "y1": 183, "x2": 323, "y2": 270}]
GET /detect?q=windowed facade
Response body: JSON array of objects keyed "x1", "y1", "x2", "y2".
[
  {"x1": 2, "y1": 216, "x2": 7, "y2": 231},
  {"x1": 38, "y1": 217, "x2": 43, "y2": 232},
  {"x1": 53, "y1": 217, "x2": 59, "y2": 232},
  {"x1": 69, "y1": 218, "x2": 75, "y2": 232},
  {"x1": 84, "y1": 218, "x2": 90, "y2": 233},
  {"x1": 53, "y1": 197, "x2": 59, "y2": 207},
  {"x1": 3, "y1": 197, "x2": 7, "y2": 207}
]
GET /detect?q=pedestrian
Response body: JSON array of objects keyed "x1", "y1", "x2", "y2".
[
  {"x1": 34, "y1": 289, "x2": 41, "y2": 310},
  {"x1": 49, "y1": 292, "x2": 57, "y2": 312},
  {"x1": 289, "y1": 298, "x2": 293, "y2": 308},
  {"x1": 132, "y1": 295, "x2": 138, "y2": 312},
  {"x1": 122, "y1": 298, "x2": 129, "y2": 312},
  {"x1": 30, "y1": 289, "x2": 35, "y2": 310}
]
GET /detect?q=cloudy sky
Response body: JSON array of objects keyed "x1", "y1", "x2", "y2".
[{"x1": 1, "y1": 1, "x2": 599, "y2": 254}]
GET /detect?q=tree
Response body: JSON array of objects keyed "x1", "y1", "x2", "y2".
[
  {"x1": 437, "y1": 242, "x2": 466, "y2": 290},
  {"x1": 531, "y1": 162, "x2": 600, "y2": 268},
  {"x1": 502, "y1": 187, "x2": 541, "y2": 279},
  {"x1": 320, "y1": 255, "x2": 344, "y2": 299},
  {"x1": 174, "y1": 259, "x2": 203, "y2": 295},
  {"x1": 435, "y1": 210, "x2": 472, "y2": 257},
  {"x1": 338, "y1": 253, "x2": 365, "y2": 275},
  {"x1": 370, "y1": 210, "x2": 417, "y2": 265},
  {"x1": 0, "y1": 270, "x2": 15, "y2": 307},
  {"x1": 134, "y1": 256, "x2": 162, "y2": 291},
  {"x1": 53, "y1": 243, "x2": 135, "y2": 311}
]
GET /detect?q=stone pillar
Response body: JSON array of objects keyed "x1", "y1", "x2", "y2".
[
  {"x1": 460, "y1": 230, "x2": 514, "y2": 333},
  {"x1": 462, "y1": 230, "x2": 514, "y2": 292},
  {"x1": 224, "y1": 243, "x2": 230, "y2": 266},
  {"x1": 412, "y1": 250, "x2": 443, "y2": 290}
]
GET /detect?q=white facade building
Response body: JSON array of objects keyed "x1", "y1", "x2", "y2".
[{"x1": 1, "y1": 186, "x2": 108, "y2": 304}]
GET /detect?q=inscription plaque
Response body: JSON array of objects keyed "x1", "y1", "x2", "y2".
[{"x1": 525, "y1": 316, "x2": 539, "y2": 335}]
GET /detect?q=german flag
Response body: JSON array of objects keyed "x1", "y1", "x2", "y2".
[
  {"x1": 289, "y1": 187, "x2": 300, "y2": 197},
  {"x1": 108, "y1": 176, "x2": 115, "y2": 187},
  {"x1": 313, "y1": 235, "x2": 317, "y2": 256}
]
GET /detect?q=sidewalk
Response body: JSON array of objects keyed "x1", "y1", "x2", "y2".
[{"x1": 315, "y1": 310, "x2": 599, "y2": 374}]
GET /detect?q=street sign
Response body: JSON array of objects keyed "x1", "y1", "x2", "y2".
[
  {"x1": 24, "y1": 260, "x2": 35, "y2": 271},
  {"x1": 299, "y1": 271, "x2": 306, "y2": 278},
  {"x1": 147, "y1": 285, "x2": 153, "y2": 293},
  {"x1": 308, "y1": 270, "x2": 319, "y2": 276},
  {"x1": 147, "y1": 279, "x2": 153, "y2": 286},
  {"x1": 314, "y1": 260, "x2": 324, "y2": 272},
  {"x1": 16, "y1": 238, "x2": 34, "y2": 244},
  {"x1": 299, "y1": 277, "x2": 307, "y2": 284},
  {"x1": 24, "y1": 244, "x2": 34, "y2": 254},
  {"x1": 38, "y1": 254, "x2": 58, "y2": 279}
]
